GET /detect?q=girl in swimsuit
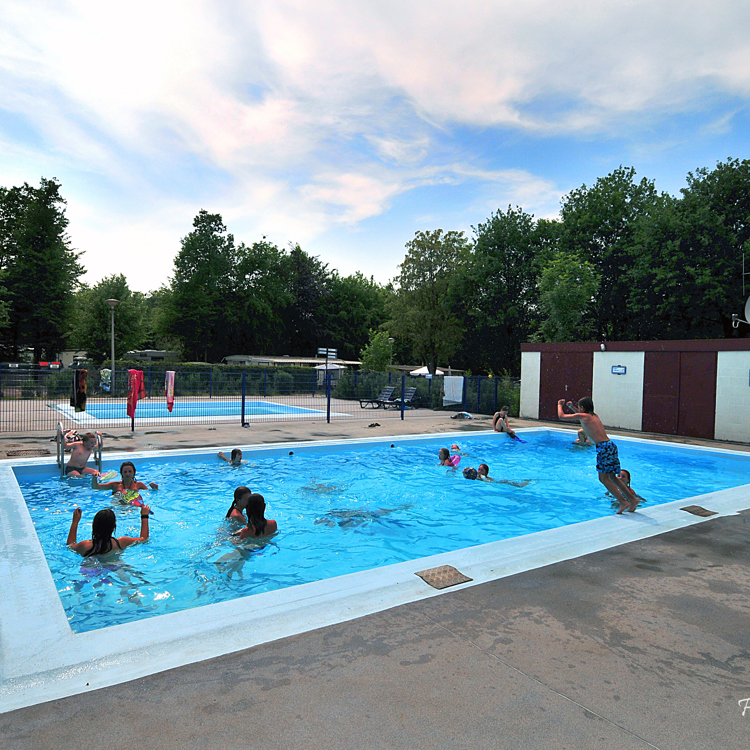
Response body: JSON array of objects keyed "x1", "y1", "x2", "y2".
[
  {"x1": 66, "y1": 506, "x2": 150, "y2": 556},
  {"x1": 233, "y1": 493, "x2": 277, "y2": 540},
  {"x1": 226, "y1": 486, "x2": 253, "y2": 523},
  {"x1": 91, "y1": 461, "x2": 159, "y2": 494}
]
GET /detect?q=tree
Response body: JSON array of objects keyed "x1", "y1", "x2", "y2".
[
  {"x1": 536, "y1": 252, "x2": 600, "y2": 342},
  {"x1": 68, "y1": 275, "x2": 146, "y2": 361},
  {"x1": 360, "y1": 329, "x2": 393, "y2": 371},
  {"x1": 458, "y1": 207, "x2": 554, "y2": 374},
  {"x1": 629, "y1": 158, "x2": 750, "y2": 339},
  {"x1": 164, "y1": 210, "x2": 236, "y2": 361},
  {"x1": 560, "y1": 167, "x2": 659, "y2": 340},
  {"x1": 388, "y1": 229, "x2": 470, "y2": 373},
  {"x1": 0, "y1": 178, "x2": 83, "y2": 360}
]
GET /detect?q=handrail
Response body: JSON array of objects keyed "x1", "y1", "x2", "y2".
[
  {"x1": 95, "y1": 432, "x2": 103, "y2": 472},
  {"x1": 56, "y1": 422, "x2": 65, "y2": 476}
]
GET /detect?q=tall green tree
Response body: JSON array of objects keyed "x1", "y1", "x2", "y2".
[
  {"x1": 536, "y1": 252, "x2": 600, "y2": 342},
  {"x1": 458, "y1": 207, "x2": 554, "y2": 374},
  {"x1": 629, "y1": 158, "x2": 750, "y2": 338},
  {"x1": 359, "y1": 329, "x2": 393, "y2": 371},
  {"x1": 388, "y1": 229, "x2": 470, "y2": 374},
  {"x1": 0, "y1": 178, "x2": 83, "y2": 360},
  {"x1": 560, "y1": 166, "x2": 659, "y2": 341},
  {"x1": 164, "y1": 210, "x2": 236, "y2": 361},
  {"x1": 69, "y1": 275, "x2": 146, "y2": 362}
]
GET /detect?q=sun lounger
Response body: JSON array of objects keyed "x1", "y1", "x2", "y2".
[
  {"x1": 382, "y1": 387, "x2": 418, "y2": 409},
  {"x1": 359, "y1": 386, "x2": 396, "y2": 409}
]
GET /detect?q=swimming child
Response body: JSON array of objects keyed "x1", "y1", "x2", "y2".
[
  {"x1": 475, "y1": 463, "x2": 531, "y2": 487},
  {"x1": 232, "y1": 493, "x2": 277, "y2": 540},
  {"x1": 572, "y1": 428, "x2": 593, "y2": 446},
  {"x1": 492, "y1": 406, "x2": 517, "y2": 439},
  {"x1": 226, "y1": 486, "x2": 252, "y2": 523},
  {"x1": 91, "y1": 461, "x2": 159, "y2": 494},
  {"x1": 66, "y1": 505, "x2": 150, "y2": 556},
  {"x1": 439, "y1": 448, "x2": 460, "y2": 467},
  {"x1": 557, "y1": 397, "x2": 643, "y2": 513},
  {"x1": 218, "y1": 449, "x2": 247, "y2": 466},
  {"x1": 65, "y1": 431, "x2": 101, "y2": 476}
]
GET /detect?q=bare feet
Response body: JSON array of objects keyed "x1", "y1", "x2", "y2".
[
  {"x1": 627, "y1": 495, "x2": 642, "y2": 513},
  {"x1": 616, "y1": 499, "x2": 630, "y2": 514}
]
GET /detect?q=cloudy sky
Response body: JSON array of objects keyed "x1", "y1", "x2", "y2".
[{"x1": 2, "y1": 0, "x2": 749, "y2": 292}]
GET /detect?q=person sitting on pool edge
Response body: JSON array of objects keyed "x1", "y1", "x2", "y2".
[
  {"x1": 218, "y1": 449, "x2": 247, "y2": 465},
  {"x1": 91, "y1": 461, "x2": 158, "y2": 494},
  {"x1": 232, "y1": 493, "x2": 277, "y2": 540},
  {"x1": 557, "y1": 397, "x2": 643, "y2": 514},
  {"x1": 226, "y1": 486, "x2": 253, "y2": 523},
  {"x1": 66, "y1": 505, "x2": 150, "y2": 556},
  {"x1": 492, "y1": 406, "x2": 517, "y2": 439}
]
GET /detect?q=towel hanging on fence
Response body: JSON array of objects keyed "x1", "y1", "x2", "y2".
[
  {"x1": 165, "y1": 370, "x2": 175, "y2": 413},
  {"x1": 71, "y1": 369, "x2": 88, "y2": 412},
  {"x1": 443, "y1": 376, "x2": 464, "y2": 407},
  {"x1": 127, "y1": 370, "x2": 145, "y2": 419},
  {"x1": 100, "y1": 368, "x2": 111, "y2": 393}
]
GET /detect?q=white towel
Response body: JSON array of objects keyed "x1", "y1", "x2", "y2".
[{"x1": 443, "y1": 376, "x2": 464, "y2": 406}]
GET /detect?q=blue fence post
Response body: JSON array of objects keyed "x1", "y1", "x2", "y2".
[
  {"x1": 264, "y1": 368, "x2": 268, "y2": 398},
  {"x1": 388, "y1": 370, "x2": 392, "y2": 385},
  {"x1": 241, "y1": 372, "x2": 246, "y2": 426},
  {"x1": 326, "y1": 373, "x2": 332, "y2": 423},
  {"x1": 353, "y1": 370, "x2": 358, "y2": 396},
  {"x1": 148, "y1": 366, "x2": 152, "y2": 399},
  {"x1": 209, "y1": 368, "x2": 213, "y2": 399},
  {"x1": 400, "y1": 374, "x2": 406, "y2": 420},
  {"x1": 312, "y1": 371, "x2": 316, "y2": 398},
  {"x1": 462, "y1": 376, "x2": 468, "y2": 411},
  {"x1": 476, "y1": 375, "x2": 481, "y2": 413},
  {"x1": 428, "y1": 376, "x2": 432, "y2": 406}
]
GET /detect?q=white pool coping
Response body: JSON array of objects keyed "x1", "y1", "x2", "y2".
[{"x1": 1, "y1": 428, "x2": 749, "y2": 714}]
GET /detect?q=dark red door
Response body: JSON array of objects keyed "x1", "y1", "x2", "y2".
[
  {"x1": 677, "y1": 352, "x2": 716, "y2": 439},
  {"x1": 642, "y1": 352, "x2": 680, "y2": 434},
  {"x1": 538, "y1": 352, "x2": 593, "y2": 421}
]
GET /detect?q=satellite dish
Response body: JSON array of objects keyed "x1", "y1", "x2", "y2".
[{"x1": 745, "y1": 294, "x2": 750, "y2": 323}]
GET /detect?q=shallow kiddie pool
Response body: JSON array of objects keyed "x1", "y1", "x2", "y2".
[
  {"x1": 2, "y1": 428, "x2": 750, "y2": 713},
  {"x1": 15, "y1": 429, "x2": 750, "y2": 633}
]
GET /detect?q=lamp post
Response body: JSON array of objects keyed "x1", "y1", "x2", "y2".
[
  {"x1": 387, "y1": 337, "x2": 394, "y2": 368},
  {"x1": 105, "y1": 299, "x2": 119, "y2": 394}
]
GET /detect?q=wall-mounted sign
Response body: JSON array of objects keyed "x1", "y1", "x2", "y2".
[{"x1": 611, "y1": 365, "x2": 627, "y2": 375}]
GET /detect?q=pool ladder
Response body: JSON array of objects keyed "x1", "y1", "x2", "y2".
[{"x1": 56, "y1": 423, "x2": 103, "y2": 477}]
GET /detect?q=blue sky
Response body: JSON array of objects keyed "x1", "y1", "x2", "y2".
[{"x1": 1, "y1": 0, "x2": 749, "y2": 292}]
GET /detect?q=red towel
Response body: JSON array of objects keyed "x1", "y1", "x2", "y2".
[
  {"x1": 127, "y1": 370, "x2": 145, "y2": 419},
  {"x1": 165, "y1": 371, "x2": 175, "y2": 413}
]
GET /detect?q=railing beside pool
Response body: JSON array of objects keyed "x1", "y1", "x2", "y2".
[{"x1": 0, "y1": 365, "x2": 520, "y2": 432}]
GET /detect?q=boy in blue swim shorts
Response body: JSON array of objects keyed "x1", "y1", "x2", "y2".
[{"x1": 557, "y1": 397, "x2": 643, "y2": 514}]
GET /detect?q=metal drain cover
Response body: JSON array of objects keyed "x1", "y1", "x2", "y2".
[
  {"x1": 415, "y1": 565, "x2": 473, "y2": 590},
  {"x1": 680, "y1": 505, "x2": 717, "y2": 517},
  {"x1": 6, "y1": 449, "x2": 51, "y2": 457}
]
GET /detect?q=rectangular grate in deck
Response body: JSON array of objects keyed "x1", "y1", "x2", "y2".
[
  {"x1": 415, "y1": 565, "x2": 473, "y2": 590},
  {"x1": 680, "y1": 505, "x2": 718, "y2": 517},
  {"x1": 5, "y1": 449, "x2": 51, "y2": 457}
]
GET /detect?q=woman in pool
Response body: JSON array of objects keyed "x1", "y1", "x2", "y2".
[
  {"x1": 232, "y1": 493, "x2": 277, "y2": 540},
  {"x1": 66, "y1": 506, "x2": 150, "y2": 557},
  {"x1": 91, "y1": 461, "x2": 158, "y2": 494},
  {"x1": 226, "y1": 486, "x2": 253, "y2": 523},
  {"x1": 218, "y1": 449, "x2": 247, "y2": 466}
]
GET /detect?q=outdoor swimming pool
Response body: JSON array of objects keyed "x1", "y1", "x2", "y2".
[
  {"x1": 53, "y1": 398, "x2": 328, "y2": 424},
  {"x1": 16, "y1": 429, "x2": 750, "y2": 633}
]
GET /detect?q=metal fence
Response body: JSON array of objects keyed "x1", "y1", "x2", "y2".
[{"x1": 0, "y1": 365, "x2": 520, "y2": 433}]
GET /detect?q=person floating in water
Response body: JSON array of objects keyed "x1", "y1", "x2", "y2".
[
  {"x1": 66, "y1": 506, "x2": 150, "y2": 556},
  {"x1": 65, "y1": 431, "x2": 101, "y2": 476},
  {"x1": 232, "y1": 493, "x2": 277, "y2": 540},
  {"x1": 438, "y1": 448, "x2": 460, "y2": 467},
  {"x1": 572, "y1": 428, "x2": 593, "y2": 446},
  {"x1": 226, "y1": 486, "x2": 253, "y2": 523},
  {"x1": 218, "y1": 449, "x2": 247, "y2": 466},
  {"x1": 91, "y1": 461, "x2": 159, "y2": 494},
  {"x1": 463, "y1": 463, "x2": 531, "y2": 487},
  {"x1": 492, "y1": 406, "x2": 517, "y2": 439},
  {"x1": 557, "y1": 397, "x2": 643, "y2": 514}
]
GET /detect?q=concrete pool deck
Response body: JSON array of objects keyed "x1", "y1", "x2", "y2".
[{"x1": 2, "y1": 414, "x2": 750, "y2": 749}]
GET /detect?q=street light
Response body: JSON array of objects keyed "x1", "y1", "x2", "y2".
[
  {"x1": 387, "y1": 337, "x2": 395, "y2": 368},
  {"x1": 105, "y1": 299, "x2": 119, "y2": 393}
]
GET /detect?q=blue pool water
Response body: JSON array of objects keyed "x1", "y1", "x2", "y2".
[
  {"x1": 76, "y1": 400, "x2": 323, "y2": 419},
  {"x1": 16, "y1": 431, "x2": 750, "y2": 633}
]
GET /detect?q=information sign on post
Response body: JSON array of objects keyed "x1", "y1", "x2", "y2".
[{"x1": 317, "y1": 348, "x2": 337, "y2": 424}]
